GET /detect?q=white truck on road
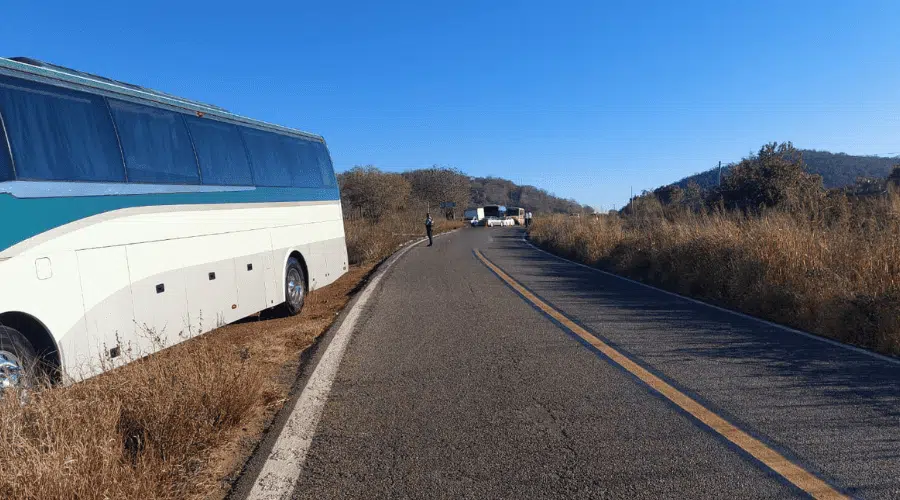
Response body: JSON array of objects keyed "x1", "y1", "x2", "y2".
[{"x1": 465, "y1": 207, "x2": 485, "y2": 226}]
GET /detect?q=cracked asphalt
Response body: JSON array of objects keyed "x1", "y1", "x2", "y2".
[{"x1": 284, "y1": 227, "x2": 900, "y2": 499}]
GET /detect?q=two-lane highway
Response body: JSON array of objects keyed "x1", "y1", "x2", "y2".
[{"x1": 240, "y1": 227, "x2": 900, "y2": 499}]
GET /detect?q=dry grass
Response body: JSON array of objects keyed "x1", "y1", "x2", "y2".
[
  {"x1": 530, "y1": 198, "x2": 900, "y2": 356},
  {"x1": 0, "y1": 214, "x2": 458, "y2": 500},
  {"x1": 345, "y1": 214, "x2": 465, "y2": 265}
]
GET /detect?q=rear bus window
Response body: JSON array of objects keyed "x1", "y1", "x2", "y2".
[
  {"x1": 312, "y1": 141, "x2": 337, "y2": 188},
  {"x1": 183, "y1": 116, "x2": 253, "y2": 186},
  {"x1": 0, "y1": 75, "x2": 125, "y2": 182},
  {"x1": 108, "y1": 100, "x2": 200, "y2": 184}
]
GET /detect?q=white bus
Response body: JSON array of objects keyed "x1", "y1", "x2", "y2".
[
  {"x1": 506, "y1": 207, "x2": 525, "y2": 225},
  {"x1": 0, "y1": 57, "x2": 348, "y2": 388}
]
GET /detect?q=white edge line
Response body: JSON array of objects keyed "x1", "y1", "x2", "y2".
[
  {"x1": 247, "y1": 232, "x2": 449, "y2": 499},
  {"x1": 521, "y1": 235, "x2": 900, "y2": 366}
]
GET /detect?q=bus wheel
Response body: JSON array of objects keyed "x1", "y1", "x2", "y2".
[
  {"x1": 282, "y1": 257, "x2": 306, "y2": 316},
  {"x1": 0, "y1": 326, "x2": 38, "y2": 391}
]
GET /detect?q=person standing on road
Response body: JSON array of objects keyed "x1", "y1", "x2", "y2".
[
  {"x1": 525, "y1": 211, "x2": 533, "y2": 228},
  {"x1": 425, "y1": 213, "x2": 434, "y2": 246}
]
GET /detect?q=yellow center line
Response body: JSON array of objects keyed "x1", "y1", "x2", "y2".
[{"x1": 473, "y1": 249, "x2": 847, "y2": 500}]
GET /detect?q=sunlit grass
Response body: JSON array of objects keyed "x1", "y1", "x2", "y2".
[{"x1": 530, "y1": 200, "x2": 900, "y2": 356}]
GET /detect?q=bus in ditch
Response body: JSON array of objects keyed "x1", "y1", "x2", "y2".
[{"x1": 0, "y1": 57, "x2": 348, "y2": 388}]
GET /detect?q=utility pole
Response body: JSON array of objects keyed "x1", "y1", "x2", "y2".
[
  {"x1": 630, "y1": 186, "x2": 634, "y2": 216},
  {"x1": 718, "y1": 161, "x2": 722, "y2": 186}
]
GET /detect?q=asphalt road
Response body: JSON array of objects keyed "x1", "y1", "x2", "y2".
[{"x1": 245, "y1": 227, "x2": 900, "y2": 499}]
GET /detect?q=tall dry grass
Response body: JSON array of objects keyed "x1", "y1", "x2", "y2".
[
  {"x1": 0, "y1": 214, "x2": 463, "y2": 499},
  {"x1": 530, "y1": 196, "x2": 900, "y2": 356},
  {"x1": 345, "y1": 213, "x2": 465, "y2": 265},
  {"x1": 0, "y1": 335, "x2": 263, "y2": 499}
]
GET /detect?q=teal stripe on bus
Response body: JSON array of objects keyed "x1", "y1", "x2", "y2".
[{"x1": 0, "y1": 186, "x2": 340, "y2": 253}]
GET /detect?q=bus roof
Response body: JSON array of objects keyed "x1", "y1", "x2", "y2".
[{"x1": 0, "y1": 57, "x2": 324, "y2": 142}]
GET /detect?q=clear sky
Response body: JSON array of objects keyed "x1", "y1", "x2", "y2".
[{"x1": 2, "y1": 1, "x2": 900, "y2": 210}]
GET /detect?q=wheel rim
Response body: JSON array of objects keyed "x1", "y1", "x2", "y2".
[
  {"x1": 0, "y1": 350, "x2": 25, "y2": 389},
  {"x1": 287, "y1": 268, "x2": 304, "y2": 309}
]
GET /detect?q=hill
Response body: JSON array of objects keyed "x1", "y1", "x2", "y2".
[
  {"x1": 338, "y1": 166, "x2": 591, "y2": 220},
  {"x1": 469, "y1": 176, "x2": 592, "y2": 214},
  {"x1": 673, "y1": 150, "x2": 900, "y2": 190}
]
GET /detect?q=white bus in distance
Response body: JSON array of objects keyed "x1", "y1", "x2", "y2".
[
  {"x1": 506, "y1": 207, "x2": 525, "y2": 225},
  {"x1": 0, "y1": 57, "x2": 348, "y2": 388}
]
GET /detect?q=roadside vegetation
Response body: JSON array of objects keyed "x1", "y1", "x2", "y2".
[
  {"x1": 0, "y1": 167, "x2": 463, "y2": 499},
  {"x1": 530, "y1": 142, "x2": 900, "y2": 356}
]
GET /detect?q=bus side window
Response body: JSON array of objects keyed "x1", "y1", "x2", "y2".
[
  {"x1": 0, "y1": 75, "x2": 125, "y2": 182},
  {"x1": 183, "y1": 116, "x2": 253, "y2": 186},
  {"x1": 240, "y1": 127, "x2": 293, "y2": 187},
  {"x1": 0, "y1": 109, "x2": 11, "y2": 181},
  {"x1": 108, "y1": 99, "x2": 201, "y2": 185},
  {"x1": 285, "y1": 137, "x2": 324, "y2": 188}
]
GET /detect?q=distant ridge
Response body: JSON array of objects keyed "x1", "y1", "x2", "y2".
[
  {"x1": 469, "y1": 176, "x2": 591, "y2": 214},
  {"x1": 673, "y1": 150, "x2": 900, "y2": 190}
]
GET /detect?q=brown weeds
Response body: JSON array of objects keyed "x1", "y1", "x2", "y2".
[
  {"x1": 346, "y1": 215, "x2": 465, "y2": 265},
  {"x1": 0, "y1": 336, "x2": 264, "y2": 499},
  {"x1": 530, "y1": 200, "x2": 900, "y2": 356}
]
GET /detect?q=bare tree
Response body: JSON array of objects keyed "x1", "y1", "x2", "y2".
[
  {"x1": 338, "y1": 166, "x2": 412, "y2": 221},
  {"x1": 403, "y1": 166, "x2": 470, "y2": 218}
]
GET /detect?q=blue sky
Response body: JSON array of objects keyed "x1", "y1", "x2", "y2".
[{"x1": 2, "y1": 1, "x2": 900, "y2": 210}]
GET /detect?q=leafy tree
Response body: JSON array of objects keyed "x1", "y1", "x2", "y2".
[
  {"x1": 682, "y1": 181, "x2": 706, "y2": 211},
  {"x1": 845, "y1": 176, "x2": 887, "y2": 197},
  {"x1": 653, "y1": 184, "x2": 684, "y2": 205},
  {"x1": 887, "y1": 165, "x2": 900, "y2": 188},
  {"x1": 717, "y1": 142, "x2": 823, "y2": 212}
]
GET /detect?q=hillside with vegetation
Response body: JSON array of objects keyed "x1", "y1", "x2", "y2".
[
  {"x1": 338, "y1": 166, "x2": 591, "y2": 220},
  {"x1": 532, "y1": 142, "x2": 900, "y2": 357},
  {"x1": 469, "y1": 176, "x2": 592, "y2": 214},
  {"x1": 674, "y1": 149, "x2": 900, "y2": 190}
]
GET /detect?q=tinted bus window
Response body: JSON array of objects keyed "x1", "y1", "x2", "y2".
[
  {"x1": 312, "y1": 141, "x2": 337, "y2": 188},
  {"x1": 108, "y1": 100, "x2": 200, "y2": 184},
  {"x1": 0, "y1": 120, "x2": 11, "y2": 182},
  {"x1": 184, "y1": 116, "x2": 253, "y2": 186},
  {"x1": 0, "y1": 76, "x2": 124, "y2": 182},
  {"x1": 240, "y1": 127, "x2": 292, "y2": 187},
  {"x1": 287, "y1": 137, "x2": 324, "y2": 188}
]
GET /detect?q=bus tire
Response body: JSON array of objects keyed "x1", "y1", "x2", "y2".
[
  {"x1": 0, "y1": 326, "x2": 39, "y2": 390},
  {"x1": 281, "y1": 257, "x2": 307, "y2": 316}
]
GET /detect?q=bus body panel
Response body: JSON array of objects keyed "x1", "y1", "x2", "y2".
[
  {"x1": 0, "y1": 200, "x2": 346, "y2": 381},
  {"x1": 76, "y1": 246, "x2": 136, "y2": 371}
]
